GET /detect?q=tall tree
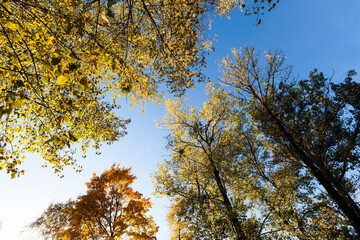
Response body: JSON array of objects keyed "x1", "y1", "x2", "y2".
[
  {"x1": 29, "y1": 164, "x2": 158, "y2": 239},
  {"x1": 153, "y1": 84, "x2": 353, "y2": 239},
  {"x1": 154, "y1": 85, "x2": 255, "y2": 239},
  {"x1": 0, "y1": 0, "x2": 280, "y2": 177},
  {"x1": 221, "y1": 47, "x2": 360, "y2": 236}
]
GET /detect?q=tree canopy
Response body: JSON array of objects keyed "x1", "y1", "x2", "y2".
[
  {"x1": 29, "y1": 164, "x2": 158, "y2": 239},
  {"x1": 0, "y1": 0, "x2": 280, "y2": 177},
  {"x1": 153, "y1": 83, "x2": 355, "y2": 239},
  {"x1": 221, "y1": 47, "x2": 360, "y2": 236}
]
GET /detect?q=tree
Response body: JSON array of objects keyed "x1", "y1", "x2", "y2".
[
  {"x1": 154, "y1": 85, "x2": 254, "y2": 240},
  {"x1": 0, "y1": 0, "x2": 280, "y2": 177},
  {"x1": 221, "y1": 47, "x2": 360, "y2": 236},
  {"x1": 153, "y1": 84, "x2": 353, "y2": 239},
  {"x1": 29, "y1": 164, "x2": 158, "y2": 239},
  {"x1": 28, "y1": 200, "x2": 76, "y2": 239}
]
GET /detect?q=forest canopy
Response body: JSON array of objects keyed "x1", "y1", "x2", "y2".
[
  {"x1": 2, "y1": 1, "x2": 360, "y2": 239},
  {"x1": 0, "y1": 0, "x2": 279, "y2": 177},
  {"x1": 153, "y1": 48, "x2": 360, "y2": 238}
]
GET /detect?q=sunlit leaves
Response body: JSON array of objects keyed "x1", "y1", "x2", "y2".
[
  {"x1": 0, "y1": 0, "x2": 280, "y2": 177},
  {"x1": 0, "y1": 0, "x2": 132, "y2": 176},
  {"x1": 56, "y1": 75, "x2": 68, "y2": 85},
  {"x1": 154, "y1": 80, "x2": 356, "y2": 239}
]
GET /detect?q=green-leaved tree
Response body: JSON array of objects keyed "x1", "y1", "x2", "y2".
[
  {"x1": 154, "y1": 83, "x2": 354, "y2": 239},
  {"x1": 221, "y1": 47, "x2": 360, "y2": 236}
]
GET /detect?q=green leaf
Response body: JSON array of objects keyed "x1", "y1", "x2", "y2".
[
  {"x1": 107, "y1": 0, "x2": 117, "y2": 8},
  {"x1": 68, "y1": 63, "x2": 79, "y2": 72}
]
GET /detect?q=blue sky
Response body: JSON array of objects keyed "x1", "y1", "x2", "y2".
[{"x1": 1, "y1": 0, "x2": 360, "y2": 239}]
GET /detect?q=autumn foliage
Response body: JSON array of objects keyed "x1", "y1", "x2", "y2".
[
  {"x1": 0, "y1": 0, "x2": 280, "y2": 177},
  {"x1": 30, "y1": 164, "x2": 158, "y2": 239},
  {"x1": 154, "y1": 48, "x2": 360, "y2": 238}
]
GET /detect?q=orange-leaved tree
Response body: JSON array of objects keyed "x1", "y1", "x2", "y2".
[{"x1": 29, "y1": 164, "x2": 158, "y2": 239}]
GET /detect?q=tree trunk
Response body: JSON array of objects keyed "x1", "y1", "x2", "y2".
[
  {"x1": 261, "y1": 101, "x2": 360, "y2": 235},
  {"x1": 208, "y1": 156, "x2": 247, "y2": 240}
]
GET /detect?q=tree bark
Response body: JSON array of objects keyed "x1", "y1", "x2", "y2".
[
  {"x1": 208, "y1": 155, "x2": 247, "y2": 240},
  {"x1": 259, "y1": 100, "x2": 360, "y2": 235}
]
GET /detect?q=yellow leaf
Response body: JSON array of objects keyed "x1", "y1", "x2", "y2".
[
  {"x1": 60, "y1": 135, "x2": 66, "y2": 143},
  {"x1": 56, "y1": 76, "x2": 68, "y2": 85},
  {"x1": 27, "y1": 40, "x2": 36, "y2": 45},
  {"x1": 89, "y1": 55, "x2": 97, "y2": 60},
  {"x1": 12, "y1": 100, "x2": 22, "y2": 109},
  {"x1": 5, "y1": 22, "x2": 17, "y2": 31},
  {"x1": 48, "y1": 36, "x2": 55, "y2": 44}
]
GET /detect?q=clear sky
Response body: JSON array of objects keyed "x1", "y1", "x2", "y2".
[{"x1": 1, "y1": 0, "x2": 360, "y2": 239}]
